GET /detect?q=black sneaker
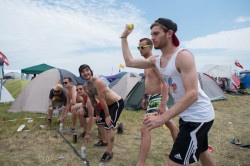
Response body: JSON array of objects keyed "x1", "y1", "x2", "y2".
[
  {"x1": 67, "y1": 127, "x2": 76, "y2": 133},
  {"x1": 47, "y1": 119, "x2": 52, "y2": 126},
  {"x1": 100, "y1": 151, "x2": 113, "y2": 162},
  {"x1": 93, "y1": 140, "x2": 108, "y2": 147},
  {"x1": 78, "y1": 131, "x2": 86, "y2": 138}
]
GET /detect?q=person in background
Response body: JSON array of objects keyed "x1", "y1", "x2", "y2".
[
  {"x1": 59, "y1": 77, "x2": 77, "y2": 134},
  {"x1": 47, "y1": 84, "x2": 67, "y2": 124},
  {"x1": 136, "y1": 37, "x2": 179, "y2": 166},
  {"x1": 70, "y1": 83, "x2": 94, "y2": 139}
]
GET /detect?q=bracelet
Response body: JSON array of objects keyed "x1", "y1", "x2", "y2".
[
  {"x1": 105, "y1": 114, "x2": 110, "y2": 117},
  {"x1": 120, "y1": 36, "x2": 127, "y2": 38}
]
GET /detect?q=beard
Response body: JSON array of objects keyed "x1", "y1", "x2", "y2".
[
  {"x1": 81, "y1": 73, "x2": 91, "y2": 80},
  {"x1": 154, "y1": 42, "x2": 163, "y2": 49},
  {"x1": 154, "y1": 35, "x2": 168, "y2": 49}
]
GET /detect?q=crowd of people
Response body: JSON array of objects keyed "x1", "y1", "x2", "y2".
[{"x1": 47, "y1": 17, "x2": 216, "y2": 166}]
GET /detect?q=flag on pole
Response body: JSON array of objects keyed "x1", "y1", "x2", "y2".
[
  {"x1": 0, "y1": 51, "x2": 9, "y2": 66},
  {"x1": 234, "y1": 60, "x2": 243, "y2": 69},
  {"x1": 119, "y1": 64, "x2": 125, "y2": 69}
]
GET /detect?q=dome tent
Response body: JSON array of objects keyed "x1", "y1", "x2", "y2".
[{"x1": 9, "y1": 68, "x2": 81, "y2": 113}]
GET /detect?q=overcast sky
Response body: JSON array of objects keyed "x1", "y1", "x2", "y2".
[{"x1": 1, "y1": 0, "x2": 250, "y2": 76}]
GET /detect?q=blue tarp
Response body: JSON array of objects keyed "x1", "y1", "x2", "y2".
[{"x1": 241, "y1": 74, "x2": 250, "y2": 88}]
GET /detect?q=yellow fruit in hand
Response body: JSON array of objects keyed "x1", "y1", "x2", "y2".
[{"x1": 127, "y1": 23, "x2": 134, "y2": 30}]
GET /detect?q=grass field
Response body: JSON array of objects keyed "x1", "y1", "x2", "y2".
[{"x1": 0, "y1": 94, "x2": 250, "y2": 166}]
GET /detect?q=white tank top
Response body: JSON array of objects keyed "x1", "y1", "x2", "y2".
[{"x1": 155, "y1": 48, "x2": 215, "y2": 122}]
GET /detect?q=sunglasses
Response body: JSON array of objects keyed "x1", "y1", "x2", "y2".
[
  {"x1": 63, "y1": 82, "x2": 68, "y2": 84},
  {"x1": 76, "y1": 88, "x2": 83, "y2": 91},
  {"x1": 53, "y1": 90, "x2": 61, "y2": 93},
  {"x1": 137, "y1": 45, "x2": 151, "y2": 50}
]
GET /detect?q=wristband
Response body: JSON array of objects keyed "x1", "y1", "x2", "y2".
[
  {"x1": 144, "y1": 94, "x2": 148, "y2": 99},
  {"x1": 120, "y1": 36, "x2": 127, "y2": 38}
]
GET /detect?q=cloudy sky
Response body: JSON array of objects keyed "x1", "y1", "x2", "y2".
[{"x1": 1, "y1": 0, "x2": 250, "y2": 76}]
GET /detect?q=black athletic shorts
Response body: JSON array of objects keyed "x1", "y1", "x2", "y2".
[
  {"x1": 169, "y1": 118, "x2": 214, "y2": 165},
  {"x1": 97, "y1": 99, "x2": 124, "y2": 130}
]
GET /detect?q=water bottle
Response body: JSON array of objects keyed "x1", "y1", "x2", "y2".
[
  {"x1": 81, "y1": 146, "x2": 86, "y2": 159},
  {"x1": 54, "y1": 107, "x2": 59, "y2": 117},
  {"x1": 54, "y1": 109, "x2": 59, "y2": 117},
  {"x1": 59, "y1": 123, "x2": 63, "y2": 131}
]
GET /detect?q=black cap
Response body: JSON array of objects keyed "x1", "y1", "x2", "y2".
[{"x1": 155, "y1": 18, "x2": 179, "y2": 46}]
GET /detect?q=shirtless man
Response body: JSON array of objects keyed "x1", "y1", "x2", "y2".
[
  {"x1": 79, "y1": 64, "x2": 124, "y2": 163},
  {"x1": 72, "y1": 83, "x2": 94, "y2": 139},
  {"x1": 59, "y1": 77, "x2": 77, "y2": 133},
  {"x1": 137, "y1": 38, "x2": 179, "y2": 166}
]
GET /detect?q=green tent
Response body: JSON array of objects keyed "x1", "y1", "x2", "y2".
[
  {"x1": 21, "y1": 63, "x2": 55, "y2": 74},
  {"x1": 4, "y1": 79, "x2": 30, "y2": 98},
  {"x1": 124, "y1": 77, "x2": 174, "y2": 111}
]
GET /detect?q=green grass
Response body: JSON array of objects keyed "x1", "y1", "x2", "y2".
[{"x1": 0, "y1": 94, "x2": 250, "y2": 166}]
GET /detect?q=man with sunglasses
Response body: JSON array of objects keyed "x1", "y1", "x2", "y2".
[
  {"x1": 59, "y1": 77, "x2": 77, "y2": 133},
  {"x1": 47, "y1": 84, "x2": 67, "y2": 124},
  {"x1": 136, "y1": 37, "x2": 179, "y2": 166},
  {"x1": 73, "y1": 83, "x2": 94, "y2": 140},
  {"x1": 78, "y1": 64, "x2": 124, "y2": 163},
  {"x1": 121, "y1": 18, "x2": 215, "y2": 166}
]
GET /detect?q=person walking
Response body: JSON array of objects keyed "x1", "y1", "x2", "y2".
[{"x1": 121, "y1": 18, "x2": 216, "y2": 166}]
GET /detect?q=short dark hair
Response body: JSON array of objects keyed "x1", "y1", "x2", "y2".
[
  {"x1": 78, "y1": 64, "x2": 93, "y2": 76},
  {"x1": 139, "y1": 38, "x2": 153, "y2": 46},
  {"x1": 76, "y1": 83, "x2": 83, "y2": 86},
  {"x1": 63, "y1": 77, "x2": 72, "y2": 82}
]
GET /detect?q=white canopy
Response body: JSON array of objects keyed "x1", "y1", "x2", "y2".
[{"x1": 200, "y1": 64, "x2": 232, "y2": 78}]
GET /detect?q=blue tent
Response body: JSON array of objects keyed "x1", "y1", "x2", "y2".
[
  {"x1": 241, "y1": 74, "x2": 250, "y2": 88},
  {"x1": 104, "y1": 72, "x2": 127, "y2": 82}
]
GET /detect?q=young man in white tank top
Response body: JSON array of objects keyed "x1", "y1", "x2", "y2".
[{"x1": 121, "y1": 18, "x2": 216, "y2": 166}]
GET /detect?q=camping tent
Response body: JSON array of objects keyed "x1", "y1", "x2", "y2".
[
  {"x1": 198, "y1": 73, "x2": 227, "y2": 101},
  {"x1": 4, "y1": 72, "x2": 22, "y2": 79},
  {"x1": 124, "y1": 77, "x2": 145, "y2": 110},
  {"x1": 124, "y1": 77, "x2": 175, "y2": 110},
  {"x1": 4, "y1": 79, "x2": 30, "y2": 98},
  {"x1": 200, "y1": 64, "x2": 232, "y2": 78},
  {"x1": 0, "y1": 85, "x2": 14, "y2": 103},
  {"x1": 104, "y1": 72, "x2": 127, "y2": 82},
  {"x1": 231, "y1": 75, "x2": 241, "y2": 89},
  {"x1": 125, "y1": 73, "x2": 226, "y2": 111},
  {"x1": 99, "y1": 76, "x2": 110, "y2": 86},
  {"x1": 239, "y1": 70, "x2": 250, "y2": 76},
  {"x1": 8, "y1": 69, "x2": 81, "y2": 113},
  {"x1": 219, "y1": 75, "x2": 241, "y2": 91},
  {"x1": 200, "y1": 64, "x2": 234, "y2": 90},
  {"x1": 240, "y1": 74, "x2": 250, "y2": 88},
  {"x1": 109, "y1": 72, "x2": 141, "y2": 99}
]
